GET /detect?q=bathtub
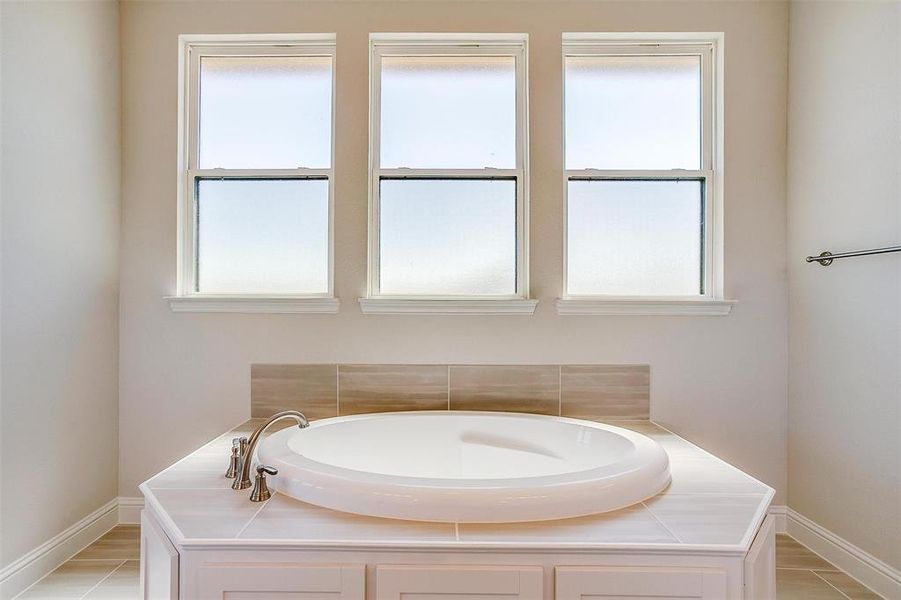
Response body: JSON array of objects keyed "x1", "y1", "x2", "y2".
[{"x1": 258, "y1": 411, "x2": 671, "y2": 523}]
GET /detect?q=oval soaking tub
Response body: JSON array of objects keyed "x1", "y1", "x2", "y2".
[{"x1": 257, "y1": 411, "x2": 671, "y2": 523}]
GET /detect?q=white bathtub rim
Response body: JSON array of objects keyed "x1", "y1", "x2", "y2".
[{"x1": 258, "y1": 411, "x2": 672, "y2": 523}]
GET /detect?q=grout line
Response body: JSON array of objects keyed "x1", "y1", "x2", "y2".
[
  {"x1": 557, "y1": 365, "x2": 562, "y2": 416},
  {"x1": 447, "y1": 365, "x2": 451, "y2": 410},
  {"x1": 77, "y1": 559, "x2": 127, "y2": 600},
  {"x1": 775, "y1": 567, "x2": 841, "y2": 573},
  {"x1": 234, "y1": 495, "x2": 273, "y2": 539},
  {"x1": 640, "y1": 501, "x2": 682, "y2": 543},
  {"x1": 336, "y1": 364, "x2": 340, "y2": 416},
  {"x1": 811, "y1": 569, "x2": 854, "y2": 600},
  {"x1": 66, "y1": 558, "x2": 138, "y2": 562},
  {"x1": 454, "y1": 523, "x2": 460, "y2": 541}
]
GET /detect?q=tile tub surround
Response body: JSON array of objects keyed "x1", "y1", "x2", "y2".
[
  {"x1": 140, "y1": 417, "x2": 772, "y2": 552},
  {"x1": 251, "y1": 363, "x2": 650, "y2": 420}
]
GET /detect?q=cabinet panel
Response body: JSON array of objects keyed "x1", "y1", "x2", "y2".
[
  {"x1": 196, "y1": 564, "x2": 364, "y2": 599},
  {"x1": 556, "y1": 565, "x2": 729, "y2": 599},
  {"x1": 744, "y1": 515, "x2": 776, "y2": 599},
  {"x1": 140, "y1": 510, "x2": 179, "y2": 600},
  {"x1": 377, "y1": 565, "x2": 543, "y2": 600}
]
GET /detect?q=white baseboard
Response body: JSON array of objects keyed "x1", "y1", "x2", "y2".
[
  {"x1": 118, "y1": 496, "x2": 144, "y2": 525},
  {"x1": 0, "y1": 498, "x2": 119, "y2": 600},
  {"x1": 768, "y1": 505, "x2": 787, "y2": 534},
  {"x1": 787, "y1": 507, "x2": 901, "y2": 599}
]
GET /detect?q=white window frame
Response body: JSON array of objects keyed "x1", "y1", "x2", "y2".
[
  {"x1": 360, "y1": 33, "x2": 537, "y2": 316},
  {"x1": 168, "y1": 33, "x2": 339, "y2": 314},
  {"x1": 557, "y1": 33, "x2": 734, "y2": 316}
]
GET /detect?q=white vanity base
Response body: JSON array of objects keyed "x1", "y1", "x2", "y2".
[{"x1": 142, "y1": 506, "x2": 775, "y2": 599}]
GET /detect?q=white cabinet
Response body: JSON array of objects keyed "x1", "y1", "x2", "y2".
[
  {"x1": 140, "y1": 510, "x2": 179, "y2": 600},
  {"x1": 195, "y1": 564, "x2": 365, "y2": 599},
  {"x1": 141, "y1": 507, "x2": 772, "y2": 600},
  {"x1": 555, "y1": 565, "x2": 729, "y2": 599},
  {"x1": 376, "y1": 565, "x2": 543, "y2": 600},
  {"x1": 744, "y1": 515, "x2": 776, "y2": 600}
]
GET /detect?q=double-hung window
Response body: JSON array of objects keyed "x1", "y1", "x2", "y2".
[
  {"x1": 559, "y1": 34, "x2": 731, "y2": 315},
  {"x1": 362, "y1": 34, "x2": 535, "y2": 315},
  {"x1": 172, "y1": 35, "x2": 337, "y2": 313}
]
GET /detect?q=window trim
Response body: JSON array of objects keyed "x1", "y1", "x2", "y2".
[
  {"x1": 172, "y1": 34, "x2": 338, "y2": 313},
  {"x1": 558, "y1": 33, "x2": 732, "y2": 316},
  {"x1": 362, "y1": 33, "x2": 533, "y2": 314}
]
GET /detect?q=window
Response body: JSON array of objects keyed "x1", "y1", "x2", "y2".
[
  {"x1": 560, "y1": 34, "x2": 731, "y2": 315},
  {"x1": 171, "y1": 35, "x2": 337, "y2": 313},
  {"x1": 362, "y1": 34, "x2": 535, "y2": 314}
]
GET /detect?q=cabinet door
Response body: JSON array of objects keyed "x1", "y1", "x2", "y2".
[
  {"x1": 377, "y1": 565, "x2": 543, "y2": 600},
  {"x1": 140, "y1": 510, "x2": 179, "y2": 600},
  {"x1": 744, "y1": 515, "x2": 776, "y2": 599},
  {"x1": 196, "y1": 564, "x2": 364, "y2": 599},
  {"x1": 556, "y1": 566, "x2": 729, "y2": 599}
]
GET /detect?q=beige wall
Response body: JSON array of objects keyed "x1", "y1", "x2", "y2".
[
  {"x1": 787, "y1": 0, "x2": 901, "y2": 570},
  {"x1": 119, "y1": 0, "x2": 789, "y2": 501},
  {"x1": 0, "y1": 0, "x2": 121, "y2": 568}
]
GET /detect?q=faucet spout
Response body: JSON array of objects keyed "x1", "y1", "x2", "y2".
[{"x1": 232, "y1": 410, "x2": 309, "y2": 491}]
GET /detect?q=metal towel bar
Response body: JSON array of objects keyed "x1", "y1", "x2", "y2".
[{"x1": 806, "y1": 245, "x2": 901, "y2": 266}]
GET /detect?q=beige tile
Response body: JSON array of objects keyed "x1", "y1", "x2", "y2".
[
  {"x1": 146, "y1": 419, "x2": 304, "y2": 489},
  {"x1": 814, "y1": 571, "x2": 882, "y2": 600},
  {"x1": 607, "y1": 420, "x2": 701, "y2": 456},
  {"x1": 776, "y1": 534, "x2": 838, "y2": 571},
  {"x1": 776, "y1": 569, "x2": 847, "y2": 599},
  {"x1": 251, "y1": 364, "x2": 337, "y2": 419},
  {"x1": 449, "y1": 365, "x2": 559, "y2": 415},
  {"x1": 18, "y1": 560, "x2": 123, "y2": 599},
  {"x1": 82, "y1": 560, "x2": 140, "y2": 599},
  {"x1": 150, "y1": 488, "x2": 267, "y2": 538},
  {"x1": 561, "y1": 365, "x2": 649, "y2": 420},
  {"x1": 72, "y1": 525, "x2": 140, "y2": 560},
  {"x1": 459, "y1": 505, "x2": 676, "y2": 544},
  {"x1": 665, "y1": 456, "x2": 771, "y2": 495},
  {"x1": 239, "y1": 492, "x2": 457, "y2": 542},
  {"x1": 146, "y1": 465, "x2": 234, "y2": 490},
  {"x1": 642, "y1": 493, "x2": 767, "y2": 545},
  {"x1": 338, "y1": 364, "x2": 448, "y2": 414}
]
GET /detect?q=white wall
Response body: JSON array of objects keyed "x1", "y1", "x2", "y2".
[
  {"x1": 0, "y1": 0, "x2": 121, "y2": 569},
  {"x1": 119, "y1": 0, "x2": 790, "y2": 502},
  {"x1": 787, "y1": 0, "x2": 901, "y2": 571}
]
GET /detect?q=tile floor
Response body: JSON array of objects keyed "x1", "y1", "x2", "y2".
[
  {"x1": 17, "y1": 525, "x2": 139, "y2": 599},
  {"x1": 774, "y1": 535, "x2": 882, "y2": 599},
  {"x1": 15, "y1": 526, "x2": 882, "y2": 599}
]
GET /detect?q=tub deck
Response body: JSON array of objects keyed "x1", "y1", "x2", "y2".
[{"x1": 140, "y1": 417, "x2": 774, "y2": 554}]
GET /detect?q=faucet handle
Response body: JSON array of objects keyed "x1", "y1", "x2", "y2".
[
  {"x1": 225, "y1": 444, "x2": 240, "y2": 479},
  {"x1": 225, "y1": 437, "x2": 249, "y2": 479},
  {"x1": 250, "y1": 465, "x2": 278, "y2": 502}
]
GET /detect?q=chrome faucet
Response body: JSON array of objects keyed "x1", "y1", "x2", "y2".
[{"x1": 232, "y1": 410, "x2": 309, "y2": 492}]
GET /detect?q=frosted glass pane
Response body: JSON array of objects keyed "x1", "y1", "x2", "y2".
[
  {"x1": 199, "y1": 56, "x2": 332, "y2": 169},
  {"x1": 567, "y1": 180, "x2": 702, "y2": 295},
  {"x1": 380, "y1": 56, "x2": 516, "y2": 169},
  {"x1": 197, "y1": 179, "x2": 328, "y2": 294},
  {"x1": 565, "y1": 55, "x2": 701, "y2": 170},
  {"x1": 379, "y1": 179, "x2": 516, "y2": 295}
]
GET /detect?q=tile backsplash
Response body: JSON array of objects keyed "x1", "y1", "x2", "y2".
[{"x1": 251, "y1": 364, "x2": 650, "y2": 420}]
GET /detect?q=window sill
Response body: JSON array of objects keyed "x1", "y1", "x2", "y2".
[
  {"x1": 166, "y1": 295, "x2": 339, "y2": 314},
  {"x1": 358, "y1": 297, "x2": 538, "y2": 315},
  {"x1": 556, "y1": 297, "x2": 736, "y2": 316}
]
